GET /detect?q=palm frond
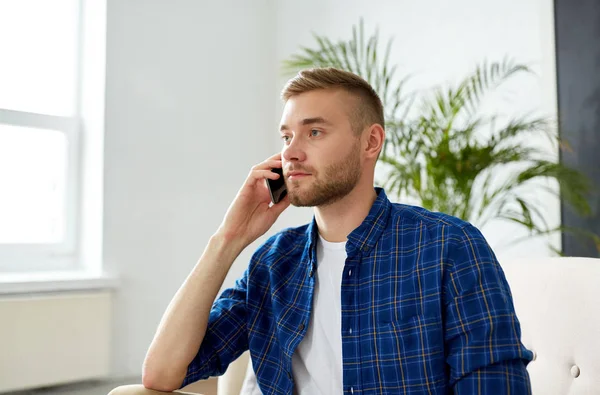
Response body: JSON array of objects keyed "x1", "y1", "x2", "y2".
[
  {"x1": 491, "y1": 117, "x2": 555, "y2": 148},
  {"x1": 461, "y1": 58, "x2": 532, "y2": 117},
  {"x1": 516, "y1": 160, "x2": 592, "y2": 216}
]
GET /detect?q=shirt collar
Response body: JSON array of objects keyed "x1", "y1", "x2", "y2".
[{"x1": 305, "y1": 187, "x2": 392, "y2": 260}]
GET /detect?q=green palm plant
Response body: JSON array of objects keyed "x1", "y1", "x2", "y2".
[{"x1": 283, "y1": 19, "x2": 599, "y2": 254}]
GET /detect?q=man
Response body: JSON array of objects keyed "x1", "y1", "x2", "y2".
[{"x1": 111, "y1": 68, "x2": 533, "y2": 395}]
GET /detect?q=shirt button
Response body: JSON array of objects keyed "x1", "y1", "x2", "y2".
[
  {"x1": 348, "y1": 269, "x2": 352, "y2": 277},
  {"x1": 299, "y1": 322, "x2": 305, "y2": 331},
  {"x1": 309, "y1": 267, "x2": 314, "y2": 277},
  {"x1": 348, "y1": 328, "x2": 353, "y2": 334},
  {"x1": 288, "y1": 371, "x2": 293, "y2": 380},
  {"x1": 350, "y1": 387, "x2": 354, "y2": 394}
]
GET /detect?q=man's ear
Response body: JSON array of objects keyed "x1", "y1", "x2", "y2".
[{"x1": 364, "y1": 124, "x2": 385, "y2": 160}]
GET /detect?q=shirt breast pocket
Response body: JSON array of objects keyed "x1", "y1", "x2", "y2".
[{"x1": 374, "y1": 314, "x2": 446, "y2": 388}]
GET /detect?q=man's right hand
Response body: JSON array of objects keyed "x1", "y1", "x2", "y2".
[
  {"x1": 143, "y1": 154, "x2": 291, "y2": 392},
  {"x1": 217, "y1": 152, "x2": 291, "y2": 248}
]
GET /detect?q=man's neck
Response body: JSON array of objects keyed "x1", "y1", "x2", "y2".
[{"x1": 314, "y1": 183, "x2": 378, "y2": 243}]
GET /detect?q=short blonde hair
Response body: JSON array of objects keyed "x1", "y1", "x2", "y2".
[{"x1": 281, "y1": 67, "x2": 385, "y2": 135}]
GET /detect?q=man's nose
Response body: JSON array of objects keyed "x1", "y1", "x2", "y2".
[{"x1": 282, "y1": 137, "x2": 306, "y2": 162}]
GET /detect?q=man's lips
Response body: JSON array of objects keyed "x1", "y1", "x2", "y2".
[{"x1": 287, "y1": 171, "x2": 311, "y2": 180}]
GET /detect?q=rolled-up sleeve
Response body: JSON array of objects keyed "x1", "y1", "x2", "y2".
[
  {"x1": 444, "y1": 224, "x2": 534, "y2": 394},
  {"x1": 179, "y1": 270, "x2": 249, "y2": 388}
]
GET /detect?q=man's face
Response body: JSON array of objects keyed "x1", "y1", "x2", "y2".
[{"x1": 279, "y1": 89, "x2": 363, "y2": 207}]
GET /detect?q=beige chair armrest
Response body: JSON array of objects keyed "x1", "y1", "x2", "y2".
[{"x1": 217, "y1": 351, "x2": 250, "y2": 395}]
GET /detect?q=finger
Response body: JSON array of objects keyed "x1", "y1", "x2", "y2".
[
  {"x1": 258, "y1": 152, "x2": 282, "y2": 168},
  {"x1": 255, "y1": 169, "x2": 281, "y2": 180},
  {"x1": 251, "y1": 159, "x2": 282, "y2": 172},
  {"x1": 266, "y1": 152, "x2": 282, "y2": 161},
  {"x1": 244, "y1": 169, "x2": 281, "y2": 188},
  {"x1": 262, "y1": 159, "x2": 283, "y2": 169}
]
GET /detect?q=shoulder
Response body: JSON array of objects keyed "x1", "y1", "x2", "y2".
[
  {"x1": 249, "y1": 223, "x2": 311, "y2": 267},
  {"x1": 388, "y1": 202, "x2": 472, "y2": 232},
  {"x1": 386, "y1": 203, "x2": 490, "y2": 253}
]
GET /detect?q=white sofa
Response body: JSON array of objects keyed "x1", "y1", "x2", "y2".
[
  {"x1": 215, "y1": 257, "x2": 600, "y2": 394},
  {"x1": 501, "y1": 257, "x2": 600, "y2": 394}
]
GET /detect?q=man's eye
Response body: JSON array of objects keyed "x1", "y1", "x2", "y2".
[
  {"x1": 281, "y1": 135, "x2": 291, "y2": 142},
  {"x1": 310, "y1": 129, "x2": 321, "y2": 137}
]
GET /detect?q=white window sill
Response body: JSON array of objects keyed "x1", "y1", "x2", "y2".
[{"x1": 0, "y1": 271, "x2": 119, "y2": 295}]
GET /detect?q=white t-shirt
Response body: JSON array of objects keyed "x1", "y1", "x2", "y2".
[{"x1": 291, "y1": 233, "x2": 347, "y2": 395}]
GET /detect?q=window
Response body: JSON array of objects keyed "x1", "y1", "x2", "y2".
[{"x1": 0, "y1": 0, "x2": 83, "y2": 272}]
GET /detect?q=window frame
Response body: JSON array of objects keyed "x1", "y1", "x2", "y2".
[{"x1": 0, "y1": 0, "x2": 84, "y2": 273}]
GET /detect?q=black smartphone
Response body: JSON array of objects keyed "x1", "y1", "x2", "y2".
[{"x1": 266, "y1": 167, "x2": 287, "y2": 204}]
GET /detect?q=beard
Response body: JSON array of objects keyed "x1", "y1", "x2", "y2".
[{"x1": 287, "y1": 141, "x2": 362, "y2": 207}]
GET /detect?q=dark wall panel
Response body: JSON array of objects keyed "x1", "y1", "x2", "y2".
[{"x1": 554, "y1": 0, "x2": 600, "y2": 257}]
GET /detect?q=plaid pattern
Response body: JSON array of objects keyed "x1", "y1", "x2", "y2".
[{"x1": 181, "y1": 188, "x2": 533, "y2": 394}]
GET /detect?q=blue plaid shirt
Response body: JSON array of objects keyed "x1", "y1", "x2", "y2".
[{"x1": 181, "y1": 187, "x2": 533, "y2": 394}]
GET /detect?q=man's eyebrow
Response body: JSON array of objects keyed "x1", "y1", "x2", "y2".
[{"x1": 279, "y1": 117, "x2": 331, "y2": 131}]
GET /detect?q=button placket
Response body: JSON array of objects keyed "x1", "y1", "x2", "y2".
[{"x1": 343, "y1": 258, "x2": 359, "y2": 395}]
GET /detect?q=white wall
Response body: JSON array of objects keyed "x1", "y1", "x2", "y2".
[
  {"x1": 104, "y1": 0, "x2": 558, "y2": 378},
  {"x1": 103, "y1": 0, "x2": 281, "y2": 376}
]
